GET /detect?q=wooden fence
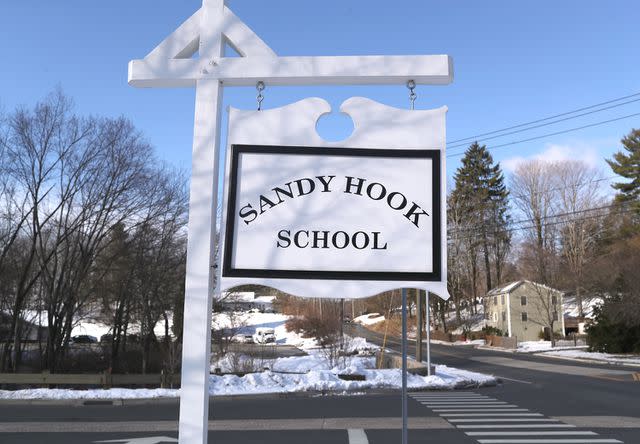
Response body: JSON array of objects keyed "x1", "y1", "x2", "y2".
[
  {"x1": 0, "y1": 371, "x2": 180, "y2": 388},
  {"x1": 485, "y1": 335, "x2": 517, "y2": 349}
]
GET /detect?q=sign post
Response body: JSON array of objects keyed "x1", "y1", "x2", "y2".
[{"x1": 128, "y1": 2, "x2": 452, "y2": 443}]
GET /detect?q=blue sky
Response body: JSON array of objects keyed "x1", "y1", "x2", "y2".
[{"x1": 1, "y1": 0, "x2": 639, "y2": 184}]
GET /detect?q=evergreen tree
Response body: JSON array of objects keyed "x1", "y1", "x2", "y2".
[
  {"x1": 451, "y1": 142, "x2": 511, "y2": 295},
  {"x1": 606, "y1": 128, "x2": 640, "y2": 214}
]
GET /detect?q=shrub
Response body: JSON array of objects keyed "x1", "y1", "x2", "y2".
[
  {"x1": 482, "y1": 326, "x2": 504, "y2": 337},
  {"x1": 587, "y1": 302, "x2": 640, "y2": 353}
]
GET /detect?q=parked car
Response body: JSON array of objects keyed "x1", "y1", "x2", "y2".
[
  {"x1": 252, "y1": 327, "x2": 276, "y2": 344},
  {"x1": 71, "y1": 335, "x2": 97, "y2": 344},
  {"x1": 232, "y1": 334, "x2": 254, "y2": 344}
]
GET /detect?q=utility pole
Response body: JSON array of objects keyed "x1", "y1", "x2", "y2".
[{"x1": 416, "y1": 289, "x2": 422, "y2": 362}]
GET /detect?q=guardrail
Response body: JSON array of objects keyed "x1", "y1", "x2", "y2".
[{"x1": 0, "y1": 371, "x2": 181, "y2": 388}]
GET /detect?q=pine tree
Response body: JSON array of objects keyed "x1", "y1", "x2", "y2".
[
  {"x1": 451, "y1": 142, "x2": 511, "y2": 296},
  {"x1": 607, "y1": 128, "x2": 640, "y2": 214}
]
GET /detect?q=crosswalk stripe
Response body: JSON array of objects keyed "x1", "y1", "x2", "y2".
[
  {"x1": 449, "y1": 418, "x2": 560, "y2": 423},
  {"x1": 416, "y1": 398, "x2": 496, "y2": 401},
  {"x1": 425, "y1": 404, "x2": 518, "y2": 408},
  {"x1": 347, "y1": 428, "x2": 369, "y2": 444},
  {"x1": 412, "y1": 393, "x2": 624, "y2": 443},
  {"x1": 420, "y1": 400, "x2": 507, "y2": 403},
  {"x1": 442, "y1": 413, "x2": 543, "y2": 417},
  {"x1": 418, "y1": 401, "x2": 506, "y2": 407},
  {"x1": 434, "y1": 409, "x2": 530, "y2": 413},
  {"x1": 456, "y1": 425, "x2": 577, "y2": 429},
  {"x1": 476, "y1": 439, "x2": 622, "y2": 443},
  {"x1": 467, "y1": 432, "x2": 598, "y2": 436}
]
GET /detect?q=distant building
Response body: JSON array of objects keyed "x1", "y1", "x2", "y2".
[
  {"x1": 485, "y1": 281, "x2": 565, "y2": 342},
  {"x1": 220, "y1": 292, "x2": 276, "y2": 312}
]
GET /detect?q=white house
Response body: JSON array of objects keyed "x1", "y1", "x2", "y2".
[{"x1": 485, "y1": 280, "x2": 565, "y2": 342}]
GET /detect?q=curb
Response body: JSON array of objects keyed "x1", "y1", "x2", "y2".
[{"x1": 533, "y1": 352, "x2": 640, "y2": 369}]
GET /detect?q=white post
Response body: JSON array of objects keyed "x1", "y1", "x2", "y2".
[
  {"x1": 401, "y1": 288, "x2": 408, "y2": 444},
  {"x1": 426, "y1": 291, "x2": 431, "y2": 376},
  {"x1": 178, "y1": 3, "x2": 225, "y2": 444},
  {"x1": 178, "y1": 77, "x2": 223, "y2": 444}
]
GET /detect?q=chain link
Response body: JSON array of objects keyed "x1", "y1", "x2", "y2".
[
  {"x1": 406, "y1": 80, "x2": 416, "y2": 110},
  {"x1": 256, "y1": 81, "x2": 265, "y2": 111}
]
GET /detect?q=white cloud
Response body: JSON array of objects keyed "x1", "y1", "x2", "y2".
[{"x1": 501, "y1": 142, "x2": 602, "y2": 172}]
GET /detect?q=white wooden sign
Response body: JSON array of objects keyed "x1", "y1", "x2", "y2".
[
  {"x1": 220, "y1": 97, "x2": 449, "y2": 299},
  {"x1": 127, "y1": 1, "x2": 453, "y2": 443}
]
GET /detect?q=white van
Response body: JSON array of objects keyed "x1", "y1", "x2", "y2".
[{"x1": 252, "y1": 327, "x2": 276, "y2": 344}]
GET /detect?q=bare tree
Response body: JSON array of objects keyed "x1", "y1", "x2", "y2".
[
  {"x1": 554, "y1": 161, "x2": 606, "y2": 317},
  {"x1": 510, "y1": 160, "x2": 558, "y2": 284}
]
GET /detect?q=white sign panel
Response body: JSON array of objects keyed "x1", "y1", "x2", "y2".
[
  {"x1": 219, "y1": 97, "x2": 449, "y2": 299},
  {"x1": 223, "y1": 145, "x2": 441, "y2": 281}
]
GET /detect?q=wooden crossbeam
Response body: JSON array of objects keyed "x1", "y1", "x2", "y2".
[{"x1": 128, "y1": 54, "x2": 453, "y2": 88}]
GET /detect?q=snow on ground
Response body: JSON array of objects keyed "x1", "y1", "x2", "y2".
[
  {"x1": 539, "y1": 349, "x2": 640, "y2": 366},
  {"x1": 0, "y1": 364, "x2": 496, "y2": 400},
  {"x1": 212, "y1": 311, "x2": 318, "y2": 349},
  {"x1": 353, "y1": 313, "x2": 385, "y2": 326},
  {"x1": 22, "y1": 310, "x2": 173, "y2": 341},
  {"x1": 516, "y1": 340, "x2": 588, "y2": 353},
  {"x1": 0, "y1": 309, "x2": 497, "y2": 400}
]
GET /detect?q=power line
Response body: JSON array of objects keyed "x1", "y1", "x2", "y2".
[
  {"x1": 449, "y1": 204, "x2": 634, "y2": 243},
  {"x1": 447, "y1": 97, "x2": 640, "y2": 150},
  {"x1": 449, "y1": 200, "x2": 631, "y2": 236},
  {"x1": 446, "y1": 112, "x2": 640, "y2": 158},
  {"x1": 448, "y1": 91, "x2": 640, "y2": 145}
]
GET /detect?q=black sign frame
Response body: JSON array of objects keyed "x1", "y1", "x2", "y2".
[{"x1": 222, "y1": 144, "x2": 441, "y2": 281}]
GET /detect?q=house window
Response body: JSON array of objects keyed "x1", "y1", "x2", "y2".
[
  {"x1": 552, "y1": 295, "x2": 558, "y2": 305},
  {"x1": 553, "y1": 311, "x2": 558, "y2": 321},
  {"x1": 493, "y1": 312, "x2": 497, "y2": 322},
  {"x1": 501, "y1": 294, "x2": 505, "y2": 305},
  {"x1": 521, "y1": 296, "x2": 527, "y2": 306},
  {"x1": 494, "y1": 296, "x2": 497, "y2": 305},
  {"x1": 521, "y1": 312, "x2": 528, "y2": 322},
  {"x1": 502, "y1": 311, "x2": 506, "y2": 321}
]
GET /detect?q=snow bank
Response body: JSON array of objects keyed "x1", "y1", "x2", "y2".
[
  {"x1": 517, "y1": 340, "x2": 587, "y2": 353},
  {"x1": 354, "y1": 313, "x2": 385, "y2": 325},
  {"x1": 540, "y1": 349, "x2": 640, "y2": 365},
  {"x1": 0, "y1": 364, "x2": 495, "y2": 400}
]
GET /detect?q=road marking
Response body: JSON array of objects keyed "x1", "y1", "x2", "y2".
[
  {"x1": 94, "y1": 438, "x2": 177, "y2": 444},
  {"x1": 410, "y1": 392, "x2": 626, "y2": 443},
  {"x1": 467, "y1": 432, "x2": 598, "y2": 436},
  {"x1": 470, "y1": 356, "x2": 631, "y2": 379},
  {"x1": 495, "y1": 375, "x2": 534, "y2": 385},
  {"x1": 476, "y1": 440, "x2": 622, "y2": 444},
  {"x1": 442, "y1": 413, "x2": 543, "y2": 417},
  {"x1": 456, "y1": 425, "x2": 577, "y2": 429},
  {"x1": 434, "y1": 409, "x2": 531, "y2": 413},
  {"x1": 449, "y1": 418, "x2": 560, "y2": 423},
  {"x1": 413, "y1": 396, "x2": 495, "y2": 401},
  {"x1": 418, "y1": 399, "x2": 507, "y2": 405},
  {"x1": 409, "y1": 392, "x2": 486, "y2": 398},
  {"x1": 553, "y1": 416, "x2": 640, "y2": 428},
  {"x1": 347, "y1": 429, "x2": 368, "y2": 444},
  {"x1": 424, "y1": 404, "x2": 518, "y2": 408}
]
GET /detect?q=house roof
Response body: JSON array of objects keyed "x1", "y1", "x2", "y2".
[
  {"x1": 487, "y1": 280, "x2": 563, "y2": 296},
  {"x1": 487, "y1": 281, "x2": 524, "y2": 296}
]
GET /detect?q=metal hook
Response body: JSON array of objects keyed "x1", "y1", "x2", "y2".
[
  {"x1": 406, "y1": 80, "x2": 417, "y2": 110},
  {"x1": 256, "y1": 81, "x2": 265, "y2": 111}
]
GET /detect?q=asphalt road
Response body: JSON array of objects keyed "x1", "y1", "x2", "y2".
[{"x1": 1, "y1": 325, "x2": 639, "y2": 444}]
